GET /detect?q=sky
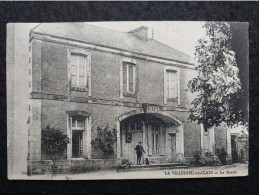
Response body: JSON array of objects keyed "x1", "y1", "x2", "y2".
[{"x1": 89, "y1": 21, "x2": 206, "y2": 58}]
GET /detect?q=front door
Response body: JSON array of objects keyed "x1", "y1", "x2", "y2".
[{"x1": 171, "y1": 133, "x2": 176, "y2": 162}]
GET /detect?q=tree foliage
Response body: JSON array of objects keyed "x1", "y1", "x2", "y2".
[
  {"x1": 187, "y1": 22, "x2": 246, "y2": 129},
  {"x1": 91, "y1": 126, "x2": 117, "y2": 159},
  {"x1": 42, "y1": 125, "x2": 70, "y2": 165}
]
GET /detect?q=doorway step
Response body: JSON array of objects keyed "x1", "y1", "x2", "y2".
[{"x1": 118, "y1": 162, "x2": 188, "y2": 172}]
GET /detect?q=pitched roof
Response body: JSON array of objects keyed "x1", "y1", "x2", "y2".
[{"x1": 32, "y1": 23, "x2": 193, "y2": 65}]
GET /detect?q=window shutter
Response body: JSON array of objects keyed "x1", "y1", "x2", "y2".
[
  {"x1": 165, "y1": 71, "x2": 169, "y2": 98},
  {"x1": 128, "y1": 65, "x2": 134, "y2": 92},
  {"x1": 71, "y1": 65, "x2": 77, "y2": 87},
  {"x1": 67, "y1": 115, "x2": 72, "y2": 159},
  {"x1": 148, "y1": 125, "x2": 152, "y2": 155},
  {"x1": 159, "y1": 125, "x2": 165, "y2": 155},
  {"x1": 82, "y1": 118, "x2": 88, "y2": 158},
  {"x1": 123, "y1": 63, "x2": 127, "y2": 92},
  {"x1": 166, "y1": 71, "x2": 178, "y2": 99}
]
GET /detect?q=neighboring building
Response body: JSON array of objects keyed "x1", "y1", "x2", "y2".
[
  {"x1": 11, "y1": 23, "x2": 231, "y2": 174},
  {"x1": 227, "y1": 127, "x2": 249, "y2": 163}
]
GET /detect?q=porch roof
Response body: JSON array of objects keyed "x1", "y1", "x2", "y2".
[{"x1": 150, "y1": 113, "x2": 181, "y2": 126}]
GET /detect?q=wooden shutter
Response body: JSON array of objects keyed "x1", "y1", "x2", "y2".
[
  {"x1": 123, "y1": 63, "x2": 127, "y2": 92},
  {"x1": 128, "y1": 65, "x2": 134, "y2": 92},
  {"x1": 159, "y1": 125, "x2": 165, "y2": 155},
  {"x1": 148, "y1": 125, "x2": 153, "y2": 155},
  {"x1": 71, "y1": 55, "x2": 77, "y2": 87},
  {"x1": 67, "y1": 115, "x2": 72, "y2": 159},
  {"x1": 171, "y1": 71, "x2": 177, "y2": 99},
  {"x1": 78, "y1": 55, "x2": 86, "y2": 87},
  {"x1": 165, "y1": 71, "x2": 170, "y2": 98}
]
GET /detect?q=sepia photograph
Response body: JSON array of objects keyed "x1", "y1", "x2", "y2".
[{"x1": 7, "y1": 21, "x2": 249, "y2": 180}]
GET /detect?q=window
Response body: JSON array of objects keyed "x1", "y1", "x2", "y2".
[
  {"x1": 123, "y1": 62, "x2": 135, "y2": 93},
  {"x1": 152, "y1": 124, "x2": 160, "y2": 155},
  {"x1": 165, "y1": 70, "x2": 178, "y2": 99},
  {"x1": 71, "y1": 54, "x2": 87, "y2": 88},
  {"x1": 71, "y1": 118, "x2": 85, "y2": 158},
  {"x1": 152, "y1": 133, "x2": 159, "y2": 155}
]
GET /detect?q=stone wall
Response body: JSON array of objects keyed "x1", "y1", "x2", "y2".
[{"x1": 36, "y1": 40, "x2": 196, "y2": 106}]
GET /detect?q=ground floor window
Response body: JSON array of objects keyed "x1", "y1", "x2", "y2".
[
  {"x1": 71, "y1": 117, "x2": 85, "y2": 158},
  {"x1": 72, "y1": 131, "x2": 83, "y2": 158},
  {"x1": 152, "y1": 133, "x2": 159, "y2": 155},
  {"x1": 152, "y1": 124, "x2": 160, "y2": 155}
]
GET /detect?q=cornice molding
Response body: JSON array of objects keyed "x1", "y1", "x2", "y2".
[{"x1": 29, "y1": 92, "x2": 190, "y2": 112}]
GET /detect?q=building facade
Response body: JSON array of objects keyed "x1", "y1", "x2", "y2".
[{"x1": 26, "y1": 23, "x2": 229, "y2": 174}]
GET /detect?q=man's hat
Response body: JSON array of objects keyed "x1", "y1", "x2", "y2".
[{"x1": 139, "y1": 142, "x2": 142, "y2": 144}]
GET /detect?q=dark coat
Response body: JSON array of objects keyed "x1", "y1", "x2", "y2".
[{"x1": 135, "y1": 145, "x2": 145, "y2": 156}]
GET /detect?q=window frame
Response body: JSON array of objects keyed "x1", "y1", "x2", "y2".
[
  {"x1": 165, "y1": 70, "x2": 178, "y2": 100},
  {"x1": 67, "y1": 48, "x2": 91, "y2": 96},
  {"x1": 123, "y1": 62, "x2": 136, "y2": 94},
  {"x1": 71, "y1": 117, "x2": 85, "y2": 158},
  {"x1": 164, "y1": 66, "x2": 180, "y2": 105},
  {"x1": 120, "y1": 58, "x2": 137, "y2": 99},
  {"x1": 66, "y1": 110, "x2": 92, "y2": 160},
  {"x1": 70, "y1": 54, "x2": 87, "y2": 88}
]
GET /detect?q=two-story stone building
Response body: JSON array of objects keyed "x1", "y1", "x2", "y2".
[{"x1": 27, "y1": 23, "x2": 228, "y2": 173}]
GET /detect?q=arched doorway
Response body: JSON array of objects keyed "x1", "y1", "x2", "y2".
[{"x1": 116, "y1": 106, "x2": 184, "y2": 165}]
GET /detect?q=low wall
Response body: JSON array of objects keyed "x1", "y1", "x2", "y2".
[{"x1": 27, "y1": 158, "x2": 119, "y2": 175}]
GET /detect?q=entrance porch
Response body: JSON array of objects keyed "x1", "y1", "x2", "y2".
[{"x1": 117, "y1": 108, "x2": 184, "y2": 165}]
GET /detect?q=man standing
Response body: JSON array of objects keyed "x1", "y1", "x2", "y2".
[{"x1": 135, "y1": 142, "x2": 146, "y2": 165}]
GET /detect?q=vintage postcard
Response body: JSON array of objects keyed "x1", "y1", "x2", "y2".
[{"x1": 7, "y1": 21, "x2": 248, "y2": 180}]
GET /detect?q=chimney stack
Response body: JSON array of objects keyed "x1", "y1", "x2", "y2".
[{"x1": 128, "y1": 26, "x2": 148, "y2": 40}]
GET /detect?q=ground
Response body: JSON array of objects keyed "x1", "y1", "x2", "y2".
[{"x1": 22, "y1": 163, "x2": 248, "y2": 180}]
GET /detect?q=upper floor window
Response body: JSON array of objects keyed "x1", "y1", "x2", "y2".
[
  {"x1": 71, "y1": 54, "x2": 87, "y2": 88},
  {"x1": 68, "y1": 49, "x2": 91, "y2": 96},
  {"x1": 123, "y1": 62, "x2": 135, "y2": 94},
  {"x1": 165, "y1": 70, "x2": 178, "y2": 100},
  {"x1": 164, "y1": 66, "x2": 180, "y2": 105}
]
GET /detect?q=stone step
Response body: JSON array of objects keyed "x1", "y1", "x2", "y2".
[
  {"x1": 129, "y1": 162, "x2": 182, "y2": 169},
  {"x1": 118, "y1": 163, "x2": 188, "y2": 172}
]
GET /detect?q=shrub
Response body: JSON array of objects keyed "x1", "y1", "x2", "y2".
[
  {"x1": 41, "y1": 125, "x2": 69, "y2": 174},
  {"x1": 91, "y1": 126, "x2": 117, "y2": 167}
]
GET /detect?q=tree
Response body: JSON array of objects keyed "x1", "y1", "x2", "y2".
[
  {"x1": 91, "y1": 126, "x2": 117, "y2": 166},
  {"x1": 41, "y1": 125, "x2": 70, "y2": 173},
  {"x1": 187, "y1": 22, "x2": 247, "y2": 129}
]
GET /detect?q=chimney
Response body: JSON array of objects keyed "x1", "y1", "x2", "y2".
[{"x1": 128, "y1": 26, "x2": 148, "y2": 40}]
